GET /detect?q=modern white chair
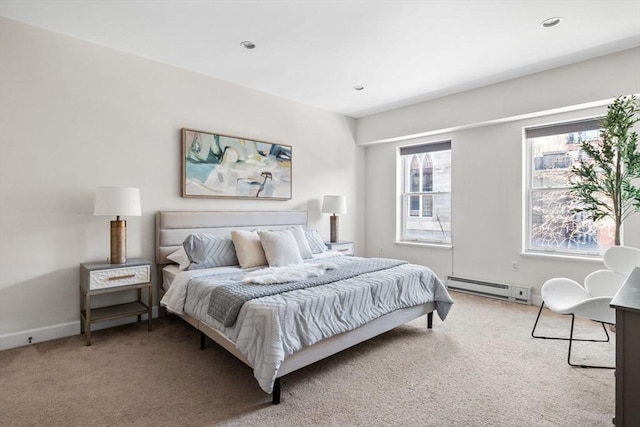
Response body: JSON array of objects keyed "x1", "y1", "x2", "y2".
[{"x1": 531, "y1": 246, "x2": 640, "y2": 368}]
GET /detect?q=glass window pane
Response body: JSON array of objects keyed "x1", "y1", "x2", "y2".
[
  {"x1": 530, "y1": 130, "x2": 599, "y2": 188},
  {"x1": 404, "y1": 193, "x2": 451, "y2": 243},
  {"x1": 421, "y1": 195, "x2": 433, "y2": 217},
  {"x1": 409, "y1": 196, "x2": 420, "y2": 217},
  {"x1": 530, "y1": 190, "x2": 614, "y2": 252},
  {"x1": 532, "y1": 163, "x2": 574, "y2": 188},
  {"x1": 422, "y1": 154, "x2": 433, "y2": 191},
  {"x1": 410, "y1": 156, "x2": 420, "y2": 192}
]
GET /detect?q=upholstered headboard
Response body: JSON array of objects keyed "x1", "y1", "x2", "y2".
[{"x1": 155, "y1": 210, "x2": 308, "y2": 265}]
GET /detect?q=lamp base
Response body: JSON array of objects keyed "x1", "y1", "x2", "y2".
[
  {"x1": 329, "y1": 215, "x2": 339, "y2": 243},
  {"x1": 110, "y1": 220, "x2": 127, "y2": 264}
]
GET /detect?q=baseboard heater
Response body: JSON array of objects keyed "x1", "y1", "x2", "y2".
[{"x1": 446, "y1": 276, "x2": 532, "y2": 305}]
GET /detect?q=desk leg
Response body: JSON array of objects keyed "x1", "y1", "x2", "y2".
[
  {"x1": 80, "y1": 287, "x2": 85, "y2": 334},
  {"x1": 136, "y1": 288, "x2": 142, "y2": 323},
  {"x1": 147, "y1": 285, "x2": 152, "y2": 331},
  {"x1": 85, "y1": 293, "x2": 92, "y2": 346}
]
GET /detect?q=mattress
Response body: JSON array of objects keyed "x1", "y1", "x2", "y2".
[{"x1": 161, "y1": 265, "x2": 180, "y2": 291}]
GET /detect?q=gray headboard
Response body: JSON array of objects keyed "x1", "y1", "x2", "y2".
[{"x1": 155, "y1": 210, "x2": 308, "y2": 265}]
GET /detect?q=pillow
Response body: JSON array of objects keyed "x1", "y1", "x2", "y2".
[
  {"x1": 287, "y1": 225, "x2": 313, "y2": 259},
  {"x1": 258, "y1": 229, "x2": 303, "y2": 267},
  {"x1": 182, "y1": 234, "x2": 238, "y2": 270},
  {"x1": 166, "y1": 247, "x2": 190, "y2": 270},
  {"x1": 231, "y1": 230, "x2": 268, "y2": 269},
  {"x1": 305, "y1": 229, "x2": 327, "y2": 254}
]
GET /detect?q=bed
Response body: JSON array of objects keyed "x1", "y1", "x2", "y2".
[{"x1": 156, "y1": 210, "x2": 453, "y2": 404}]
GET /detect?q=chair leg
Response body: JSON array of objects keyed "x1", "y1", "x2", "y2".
[
  {"x1": 531, "y1": 302, "x2": 609, "y2": 343},
  {"x1": 532, "y1": 303, "x2": 614, "y2": 369},
  {"x1": 531, "y1": 302, "x2": 546, "y2": 338},
  {"x1": 567, "y1": 315, "x2": 614, "y2": 369}
]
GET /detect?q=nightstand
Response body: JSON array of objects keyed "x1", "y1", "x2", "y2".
[
  {"x1": 325, "y1": 241, "x2": 355, "y2": 256},
  {"x1": 80, "y1": 258, "x2": 152, "y2": 345}
]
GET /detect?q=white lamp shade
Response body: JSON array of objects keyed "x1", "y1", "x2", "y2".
[
  {"x1": 322, "y1": 195, "x2": 347, "y2": 215},
  {"x1": 93, "y1": 186, "x2": 141, "y2": 217}
]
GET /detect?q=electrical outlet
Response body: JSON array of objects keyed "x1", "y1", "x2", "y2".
[{"x1": 511, "y1": 261, "x2": 518, "y2": 271}]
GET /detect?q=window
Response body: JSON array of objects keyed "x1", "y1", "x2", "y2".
[
  {"x1": 399, "y1": 141, "x2": 451, "y2": 244},
  {"x1": 525, "y1": 119, "x2": 614, "y2": 256}
]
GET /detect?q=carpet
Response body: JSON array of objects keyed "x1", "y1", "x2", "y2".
[{"x1": 0, "y1": 292, "x2": 615, "y2": 426}]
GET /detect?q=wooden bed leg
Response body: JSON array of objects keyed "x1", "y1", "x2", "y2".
[
  {"x1": 200, "y1": 332, "x2": 206, "y2": 350},
  {"x1": 272, "y1": 378, "x2": 281, "y2": 405},
  {"x1": 427, "y1": 312, "x2": 433, "y2": 329}
]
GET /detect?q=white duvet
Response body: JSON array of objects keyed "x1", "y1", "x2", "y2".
[{"x1": 161, "y1": 255, "x2": 453, "y2": 394}]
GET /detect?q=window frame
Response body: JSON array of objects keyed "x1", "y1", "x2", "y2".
[
  {"x1": 524, "y1": 117, "x2": 612, "y2": 257},
  {"x1": 398, "y1": 140, "x2": 452, "y2": 245}
]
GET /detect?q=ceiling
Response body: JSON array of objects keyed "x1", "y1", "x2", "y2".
[{"x1": 1, "y1": 0, "x2": 639, "y2": 118}]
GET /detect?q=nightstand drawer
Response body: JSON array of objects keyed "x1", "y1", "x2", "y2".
[
  {"x1": 326, "y1": 241, "x2": 355, "y2": 256},
  {"x1": 88, "y1": 265, "x2": 150, "y2": 290}
]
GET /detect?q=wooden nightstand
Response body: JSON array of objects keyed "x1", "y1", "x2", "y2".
[
  {"x1": 80, "y1": 258, "x2": 152, "y2": 345},
  {"x1": 324, "y1": 241, "x2": 355, "y2": 256}
]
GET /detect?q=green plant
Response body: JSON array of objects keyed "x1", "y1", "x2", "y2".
[{"x1": 570, "y1": 95, "x2": 640, "y2": 245}]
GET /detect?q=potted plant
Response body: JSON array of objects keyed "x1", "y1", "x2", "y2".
[{"x1": 570, "y1": 95, "x2": 640, "y2": 246}]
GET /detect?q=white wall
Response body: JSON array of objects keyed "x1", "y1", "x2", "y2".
[
  {"x1": 0, "y1": 18, "x2": 365, "y2": 347},
  {"x1": 363, "y1": 48, "x2": 640, "y2": 299}
]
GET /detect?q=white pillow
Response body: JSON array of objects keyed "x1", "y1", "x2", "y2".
[
  {"x1": 287, "y1": 225, "x2": 313, "y2": 259},
  {"x1": 166, "y1": 247, "x2": 191, "y2": 270},
  {"x1": 258, "y1": 229, "x2": 303, "y2": 267},
  {"x1": 231, "y1": 230, "x2": 268, "y2": 269}
]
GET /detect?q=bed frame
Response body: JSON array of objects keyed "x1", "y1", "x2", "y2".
[{"x1": 156, "y1": 210, "x2": 435, "y2": 404}]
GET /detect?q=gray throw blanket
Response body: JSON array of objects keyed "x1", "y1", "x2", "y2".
[{"x1": 207, "y1": 257, "x2": 407, "y2": 327}]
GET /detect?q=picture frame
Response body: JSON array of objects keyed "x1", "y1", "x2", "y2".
[{"x1": 181, "y1": 128, "x2": 292, "y2": 199}]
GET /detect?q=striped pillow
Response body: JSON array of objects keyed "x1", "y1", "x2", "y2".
[
  {"x1": 305, "y1": 229, "x2": 327, "y2": 254},
  {"x1": 183, "y1": 234, "x2": 239, "y2": 270}
]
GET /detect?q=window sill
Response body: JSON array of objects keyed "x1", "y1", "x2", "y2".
[
  {"x1": 395, "y1": 240, "x2": 452, "y2": 250},
  {"x1": 521, "y1": 251, "x2": 603, "y2": 263}
]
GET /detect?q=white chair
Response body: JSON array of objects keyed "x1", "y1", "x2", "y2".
[{"x1": 531, "y1": 246, "x2": 640, "y2": 368}]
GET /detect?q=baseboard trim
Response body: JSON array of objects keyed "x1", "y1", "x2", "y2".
[
  {"x1": 532, "y1": 294, "x2": 542, "y2": 307},
  {"x1": 0, "y1": 306, "x2": 160, "y2": 351}
]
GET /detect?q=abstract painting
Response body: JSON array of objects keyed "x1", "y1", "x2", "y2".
[{"x1": 181, "y1": 128, "x2": 292, "y2": 199}]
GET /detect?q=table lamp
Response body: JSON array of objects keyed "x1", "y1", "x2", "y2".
[
  {"x1": 322, "y1": 195, "x2": 347, "y2": 243},
  {"x1": 93, "y1": 186, "x2": 141, "y2": 264}
]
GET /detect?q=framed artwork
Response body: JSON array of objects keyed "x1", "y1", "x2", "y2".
[{"x1": 181, "y1": 128, "x2": 292, "y2": 199}]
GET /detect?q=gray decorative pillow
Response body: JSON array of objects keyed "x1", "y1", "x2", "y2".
[
  {"x1": 183, "y1": 234, "x2": 239, "y2": 270},
  {"x1": 287, "y1": 225, "x2": 313, "y2": 259},
  {"x1": 258, "y1": 229, "x2": 303, "y2": 267},
  {"x1": 305, "y1": 229, "x2": 327, "y2": 254}
]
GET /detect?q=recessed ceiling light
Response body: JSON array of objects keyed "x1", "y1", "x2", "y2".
[
  {"x1": 240, "y1": 41, "x2": 256, "y2": 49},
  {"x1": 541, "y1": 17, "x2": 562, "y2": 28},
  {"x1": 354, "y1": 85, "x2": 364, "y2": 91}
]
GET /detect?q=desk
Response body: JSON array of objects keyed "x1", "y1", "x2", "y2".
[{"x1": 610, "y1": 266, "x2": 640, "y2": 426}]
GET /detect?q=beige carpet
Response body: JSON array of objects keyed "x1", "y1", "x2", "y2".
[{"x1": 0, "y1": 292, "x2": 615, "y2": 426}]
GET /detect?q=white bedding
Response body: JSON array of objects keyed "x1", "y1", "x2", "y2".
[
  {"x1": 161, "y1": 265, "x2": 180, "y2": 291},
  {"x1": 160, "y1": 254, "x2": 453, "y2": 394}
]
